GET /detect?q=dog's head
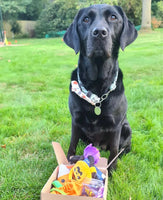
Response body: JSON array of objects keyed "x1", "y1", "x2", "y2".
[{"x1": 64, "y1": 4, "x2": 137, "y2": 59}]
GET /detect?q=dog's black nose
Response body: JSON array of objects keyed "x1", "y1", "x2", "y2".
[{"x1": 92, "y1": 27, "x2": 108, "y2": 38}]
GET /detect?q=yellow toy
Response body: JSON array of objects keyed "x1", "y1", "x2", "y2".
[{"x1": 69, "y1": 160, "x2": 96, "y2": 182}]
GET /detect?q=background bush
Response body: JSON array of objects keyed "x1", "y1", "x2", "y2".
[
  {"x1": 10, "y1": 20, "x2": 21, "y2": 35},
  {"x1": 35, "y1": 0, "x2": 78, "y2": 38},
  {"x1": 152, "y1": 1, "x2": 163, "y2": 20},
  {"x1": 117, "y1": 0, "x2": 142, "y2": 25}
]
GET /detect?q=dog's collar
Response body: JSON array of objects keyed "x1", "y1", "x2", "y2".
[{"x1": 71, "y1": 68, "x2": 118, "y2": 115}]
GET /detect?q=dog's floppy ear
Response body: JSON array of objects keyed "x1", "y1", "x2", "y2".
[
  {"x1": 115, "y1": 6, "x2": 138, "y2": 51},
  {"x1": 64, "y1": 9, "x2": 84, "y2": 54}
]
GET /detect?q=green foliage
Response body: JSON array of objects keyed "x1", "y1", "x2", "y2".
[
  {"x1": 35, "y1": 0, "x2": 78, "y2": 38},
  {"x1": 0, "y1": 0, "x2": 48, "y2": 21},
  {"x1": 152, "y1": 1, "x2": 158, "y2": 16},
  {"x1": 78, "y1": 0, "x2": 117, "y2": 8},
  {"x1": 10, "y1": 20, "x2": 21, "y2": 35},
  {"x1": 0, "y1": 0, "x2": 32, "y2": 21},
  {"x1": 117, "y1": 0, "x2": 142, "y2": 25},
  {"x1": 0, "y1": 29, "x2": 163, "y2": 200},
  {"x1": 152, "y1": 1, "x2": 163, "y2": 23},
  {"x1": 24, "y1": 0, "x2": 42, "y2": 20},
  {"x1": 18, "y1": 0, "x2": 49, "y2": 20},
  {"x1": 156, "y1": 1, "x2": 163, "y2": 20}
]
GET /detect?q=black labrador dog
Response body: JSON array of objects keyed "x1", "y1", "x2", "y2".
[{"x1": 63, "y1": 4, "x2": 137, "y2": 173}]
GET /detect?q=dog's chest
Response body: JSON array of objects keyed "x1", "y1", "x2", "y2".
[
  {"x1": 81, "y1": 119, "x2": 112, "y2": 150},
  {"x1": 82, "y1": 114, "x2": 115, "y2": 132},
  {"x1": 77, "y1": 112, "x2": 116, "y2": 148}
]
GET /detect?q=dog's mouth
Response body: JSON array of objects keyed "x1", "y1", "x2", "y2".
[
  {"x1": 86, "y1": 37, "x2": 112, "y2": 59},
  {"x1": 87, "y1": 48, "x2": 111, "y2": 59}
]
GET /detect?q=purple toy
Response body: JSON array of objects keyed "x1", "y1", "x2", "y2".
[{"x1": 84, "y1": 144, "x2": 100, "y2": 165}]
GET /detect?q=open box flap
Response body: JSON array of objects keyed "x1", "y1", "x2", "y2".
[
  {"x1": 52, "y1": 142, "x2": 108, "y2": 168},
  {"x1": 52, "y1": 142, "x2": 69, "y2": 165}
]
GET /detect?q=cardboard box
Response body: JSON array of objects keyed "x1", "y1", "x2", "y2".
[{"x1": 41, "y1": 142, "x2": 108, "y2": 200}]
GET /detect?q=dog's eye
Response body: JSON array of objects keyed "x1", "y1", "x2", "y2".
[
  {"x1": 83, "y1": 17, "x2": 89, "y2": 23},
  {"x1": 110, "y1": 15, "x2": 117, "y2": 21}
]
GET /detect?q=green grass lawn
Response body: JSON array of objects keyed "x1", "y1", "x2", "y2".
[{"x1": 0, "y1": 29, "x2": 163, "y2": 200}]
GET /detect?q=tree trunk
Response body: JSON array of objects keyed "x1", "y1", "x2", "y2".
[{"x1": 141, "y1": 0, "x2": 152, "y2": 30}]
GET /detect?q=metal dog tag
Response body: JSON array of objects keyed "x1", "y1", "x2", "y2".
[{"x1": 94, "y1": 106, "x2": 101, "y2": 115}]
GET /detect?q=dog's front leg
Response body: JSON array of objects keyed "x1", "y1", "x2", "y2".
[
  {"x1": 67, "y1": 122, "x2": 81, "y2": 161},
  {"x1": 108, "y1": 148, "x2": 119, "y2": 175},
  {"x1": 107, "y1": 130, "x2": 121, "y2": 175}
]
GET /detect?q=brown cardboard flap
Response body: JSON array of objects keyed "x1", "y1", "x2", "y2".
[
  {"x1": 41, "y1": 167, "x2": 59, "y2": 195},
  {"x1": 52, "y1": 142, "x2": 69, "y2": 165}
]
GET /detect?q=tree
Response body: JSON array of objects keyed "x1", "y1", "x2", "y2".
[
  {"x1": 156, "y1": 1, "x2": 163, "y2": 20},
  {"x1": 117, "y1": 0, "x2": 142, "y2": 25},
  {"x1": 152, "y1": 1, "x2": 163, "y2": 20},
  {"x1": 0, "y1": 0, "x2": 48, "y2": 21},
  {"x1": 0, "y1": 0, "x2": 32, "y2": 21},
  {"x1": 79, "y1": 0, "x2": 117, "y2": 8},
  {"x1": 35, "y1": 0, "x2": 78, "y2": 38},
  {"x1": 141, "y1": 0, "x2": 152, "y2": 30},
  {"x1": 18, "y1": 0, "x2": 49, "y2": 20}
]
